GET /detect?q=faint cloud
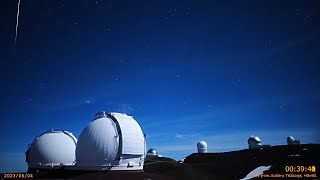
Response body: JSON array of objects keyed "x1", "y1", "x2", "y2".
[
  {"x1": 97, "y1": 101, "x2": 136, "y2": 115},
  {"x1": 175, "y1": 133, "x2": 202, "y2": 139},
  {"x1": 23, "y1": 98, "x2": 33, "y2": 103},
  {"x1": 175, "y1": 134, "x2": 184, "y2": 138},
  {"x1": 117, "y1": 103, "x2": 134, "y2": 114},
  {"x1": 41, "y1": 97, "x2": 96, "y2": 112},
  {"x1": 266, "y1": 36, "x2": 312, "y2": 57},
  {"x1": 36, "y1": 81, "x2": 121, "y2": 112}
]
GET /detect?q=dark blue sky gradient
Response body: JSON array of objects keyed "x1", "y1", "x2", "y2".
[{"x1": 1, "y1": 0, "x2": 320, "y2": 172}]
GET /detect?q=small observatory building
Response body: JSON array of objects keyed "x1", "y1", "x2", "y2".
[
  {"x1": 287, "y1": 136, "x2": 300, "y2": 145},
  {"x1": 197, "y1": 141, "x2": 208, "y2": 153},
  {"x1": 74, "y1": 112, "x2": 146, "y2": 171},
  {"x1": 25, "y1": 129, "x2": 77, "y2": 172},
  {"x1": 248, "y1": 136, "x2": 262, "y2": 149},
  {"x1": 147, "y1": 148, "x2": 158, "y2": 157}
]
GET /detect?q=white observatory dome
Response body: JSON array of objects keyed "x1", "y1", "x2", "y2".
[
  {"x1": 248, "y1": 135, "x2": 262, "y2": 149},
  {"x1": 287, "y1": 136, "x2": 295, "y2": 145},
  {"x1": 75, "y1": 112, "x2": 145, "y2": 171},
  {"x1": 197, "y1": 141, "x2": 208, "y2": 153},
  {"x1": 25, "y1": 130, "x2": 77, "y2": 169},
  {"x1": 147, "y1": 148, "x2": 158, "y2": 156}
]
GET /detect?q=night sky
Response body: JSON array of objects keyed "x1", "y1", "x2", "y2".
[{"x1": 1, "y1": 0, "x2": 320, "y2": 172}]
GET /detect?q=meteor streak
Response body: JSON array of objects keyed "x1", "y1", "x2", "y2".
[{"x1": 15, "y1": 0, "x2": 21, "y2": 45}]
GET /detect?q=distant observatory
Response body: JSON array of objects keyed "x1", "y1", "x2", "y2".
[
  {"x1": 197, "y1": 141, "x2": 208, "y2": 153},
  {"x1": 287, "y1": 136, "x2": 300, "y2": 145},
  {"x1": 75, "y1": 112, "x2": 146, "y2": 171},
  {"x1": 25, "y1": 130, "x2": 77, "y2": 172},
  {"x1": 248, "y1": 136, "x2": 262, "y2": 149},
  {"x1": 147, "y1": 148, "x2": 158, "y2": 156}
]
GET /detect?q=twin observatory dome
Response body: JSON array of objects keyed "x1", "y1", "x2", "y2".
[{"x1": 26, "y1": 112, "x2": 146, "y2": 172}]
